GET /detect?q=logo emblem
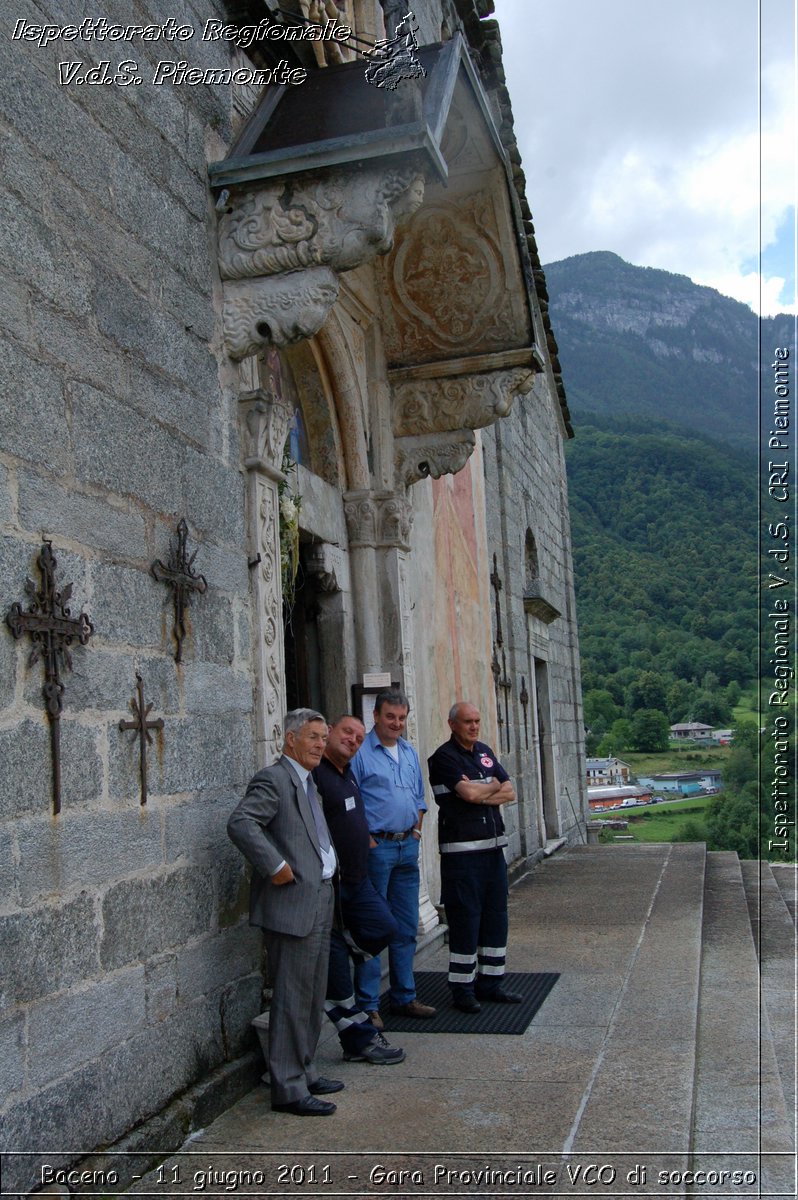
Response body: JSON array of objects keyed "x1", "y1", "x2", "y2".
[
  {"x1": 364, "y1": 11, "x2": 426, "y2": 91},
  {"x1": 480, "y1": 754, "x2": 494, "y2": 769}
]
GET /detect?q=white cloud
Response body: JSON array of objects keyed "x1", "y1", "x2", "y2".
[{"x1": 493, "y1": 0, "x2": 796, "y2": 316}]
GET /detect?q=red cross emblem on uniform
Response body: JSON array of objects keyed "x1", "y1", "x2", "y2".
[{"x1": 480, "y1": 754, "x2": 494, "y2": 769}]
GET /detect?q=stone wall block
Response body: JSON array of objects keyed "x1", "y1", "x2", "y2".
[
  {"x1": 71, "y1": 384, "x2": 184, "y2": 514},
  {"x1": 16, "y1": 808, "x2": 164, "y2": 905},
  {"x1": 0, "y1": 1063, "x2": 112, "y2": 1195},
  {"x1": 26, "y1": 967, "x2": 147, "y2": 1090},
  {"x1": 90, "y1": 559, "x2": 172, "y2": 651},
  {"x1": 0, "y1": 1007, "x2": 26, "y2": 1099},
  {"x1": 129, "y1": 364, "x2": 221, "y2": 457},
  {"x1": 0, "y1": 720, "x2": 101, "y2": 821},
  {"x1": 176, "y1": 928, "x2": 261, "y2": 1003},
  {"x1": 100, "y1": 865, "x2": 214, "y2": 970},
  {"x1": 0, "y1": 337, "x2": 72, "y2": 473},
  {"x1": 0, "y1": 277, "x2": 31, "y2": 346},
  {"x1": 180, "y1": 448, "x2": 246, "y2": 547},
  {"x1": 220, "y1": 974, "x2": 262, "y2": 1058},
  {"x1": 100, "y1": 999, "x2": 224, "y2": 1138},
  {"x1": 162, "y1": 792, "x2": 241, "y2": 866},
  {"x1": 17, "y1": 472, "x2": 148, "y2": 561},
  {"x1": 182, "y1": 662, "x2": 251, "y2": 714},
  {"x1": 180, "y1": 593, "x2": 237, "y2": 668},
  {"x1": 215, "y1": 839, "x2": 251, "y2": 929},
  {"x1": 111, "y1": 713, "x2": 251, "y2": 800},
  {"x1": 0, "y1": 892, "x2": 100, "y2": 1006},
  {"x1": 145, "y1": 956, "x2": 178, "y2": 1024},
  {"x1": 0, "y1": 190, "x2": 92, "y2": 324}
]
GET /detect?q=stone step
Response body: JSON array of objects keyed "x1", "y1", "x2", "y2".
[
  {"x1": 770, "y1": 862, "x2": 796, "y2": 927},
  {"x1": 739, "y1": 858, "x2": 797, "y2": 1119},
  {"x1": 690, "y1": 853, "x2": 794, "y2": 1197},
  {"x1": 564, "y1": 842, "x2": 706, "y2": 1183}
]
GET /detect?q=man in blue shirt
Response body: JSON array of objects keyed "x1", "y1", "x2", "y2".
[{"x1": 350, "y1": 689, "x2": 436, "y2": 1024}]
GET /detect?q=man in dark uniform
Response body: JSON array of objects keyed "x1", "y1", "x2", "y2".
[
  {"x1": 314, "y1": 715, "x2": 405, "y2": 1064},
  {"x1": 427, "y1": 702, "x2": 523, "y2": 1013}
]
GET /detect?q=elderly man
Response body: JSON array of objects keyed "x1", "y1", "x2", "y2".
[
  {"x1": 427, "y1": 702, "x2": 522, "y2": 1013},
  {"x1": 351, "y1": 689, "x2": 436, "y2": 1024},
  {"x1": 314, "y1": 715, "x2": 405, "y2": 1064},
  {"x1": 227, "y1": 709, "x2": 342, "y2": 1116}
]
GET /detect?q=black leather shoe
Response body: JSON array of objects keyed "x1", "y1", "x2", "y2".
[
  {"x1": 453, "y1": 995, "x2": 481, "y2": 1013},
  {"x1": 477, "y1": 988, "x2": 523, "y2": 1004},
  {"x1": 309, "y1": 1077, "x2": 345, "y2": 1095},
  {"x1": 272, "y1": 1095, "x2": 337, "y2": 1115}
]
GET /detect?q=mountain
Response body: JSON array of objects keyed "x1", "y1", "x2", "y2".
[
  {"x1": 544, "y1": 251, "x2": 791, "y2": 449},
  {"x1": 543, "y1": 253, "x2": 763, "y2": 733}
]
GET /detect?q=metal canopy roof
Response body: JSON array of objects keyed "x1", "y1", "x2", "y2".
[{"x1": 207, "y1": 34, "x2": 507, "y2": 190}]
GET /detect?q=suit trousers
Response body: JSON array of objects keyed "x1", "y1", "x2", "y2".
[{"x1": 263, "y1": 879, "x2": 334, "y2": 1104}]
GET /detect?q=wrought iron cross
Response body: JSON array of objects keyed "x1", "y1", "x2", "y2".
[
  {"x1": 490, "y1": 552, "x2": 504, "y2": 646},
  {"x1": 151, "y1": 518, "x2": 207, "y2": 663},
  {"x1": 119, "y1": 673, "x2": 164, "y2": 806},
  {"x1": 6, "y1": 541, "x2": 94, "y2": 814},
  {"x1": 498, "y1": 647, "x2": 512, "y2": 755},
  {"x1": 520, "y1": 676, "x2": 530, "y2": 750}
]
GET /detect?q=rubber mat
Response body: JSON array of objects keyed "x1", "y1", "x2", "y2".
[{"x1": 378, "y1": 971, "x2": 559, "y2": 1034}]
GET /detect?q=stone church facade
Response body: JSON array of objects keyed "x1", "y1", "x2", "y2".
[{"x1": 0, "y1": 0, "x2": 585, "y2": 1187}]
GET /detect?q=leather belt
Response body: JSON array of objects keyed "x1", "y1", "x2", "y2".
[{"x1": 372, "y1": 828, "x2": 415, "y2": 841}]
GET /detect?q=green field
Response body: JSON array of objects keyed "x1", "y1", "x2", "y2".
[
  {"x1": 598, "y1": 795, "x2": 714, "y2": 844},
  {"x1": 623, "y1": 745, "x2": 728, "y2": 776}
]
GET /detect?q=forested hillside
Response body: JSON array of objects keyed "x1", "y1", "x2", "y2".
[{"x1": 565, "y1": 414, "x2": 756, "y2": 744}]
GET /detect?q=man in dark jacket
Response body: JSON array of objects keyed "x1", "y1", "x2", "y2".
[
  {"x1": 314, "y1": 715, "x2": 405, "y2": 1064},
  {"x1": 428, "y1": 702, "x2": 522, "y2": 1012}
]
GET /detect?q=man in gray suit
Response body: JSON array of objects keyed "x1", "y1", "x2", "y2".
[{"x1": 227, "y1": 709, "x2": 342, "y2": 1116}]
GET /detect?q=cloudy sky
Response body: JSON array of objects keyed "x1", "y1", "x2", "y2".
[{"x1": 493, "y1": 0, "x2": 796, "y2": 317}]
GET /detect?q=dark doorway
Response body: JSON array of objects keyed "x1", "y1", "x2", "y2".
[{"x1": 283, "y1": 542, "x2": 323, "y2": 713}]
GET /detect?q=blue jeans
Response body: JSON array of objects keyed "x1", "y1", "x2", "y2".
[{"x1": 355, "y1": 834, "x2": 420, "y2": 1010}]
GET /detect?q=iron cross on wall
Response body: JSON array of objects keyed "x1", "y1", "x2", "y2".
[
  {"x1": 151, "y1": 518, "x2": 207, "y2": 663},
  {"x1": 5, "y1": 541, "x2": 94, "y2": 815}
]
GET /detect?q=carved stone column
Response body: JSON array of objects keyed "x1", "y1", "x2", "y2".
[{"x1": 239, "y1": 388, "x2": 294, "y2": 761}]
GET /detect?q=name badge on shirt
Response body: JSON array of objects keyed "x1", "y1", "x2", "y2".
[{"x1": 345, "y1": 795, "x2": 356, "y2": 811}]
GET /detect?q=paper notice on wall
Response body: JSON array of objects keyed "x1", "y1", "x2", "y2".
[{"x1": 362, "y1": 672, "x2": 391, "y2": 688}]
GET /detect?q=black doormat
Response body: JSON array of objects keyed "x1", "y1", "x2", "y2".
[{"x1": 378, "y1": 972, "x2": 559, "y2": 1034}]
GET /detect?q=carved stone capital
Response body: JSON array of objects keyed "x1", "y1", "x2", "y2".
[
  {"x1": 392, "y1": 368, "x2": 535, "y2": 437},
  {"x1": 239, "y1": 389, "x2": 294, "y2": 475},
  {"x1": 344, "y1": 490, "x2": 414, "y2": 550},
  {"x1": 218, "y1": 166, "x2": 425, "y2": 358},
  {"x1": 394, "y1": 429, "x2": 476, "y2": 486}
]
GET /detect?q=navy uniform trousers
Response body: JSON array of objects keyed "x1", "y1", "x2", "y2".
[
  {"x1": 324, "y1": 875, "x2": 398, "y2": 1054},
  {"x1": 440, "y1": 846, "x2": 509, "y2": 1000}
]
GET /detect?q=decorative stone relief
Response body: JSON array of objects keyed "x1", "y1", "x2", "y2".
[
  {"x1": 239, "y1": 388, "x2": 295, "y2": 473},
  {"x1": 394, "y1": 429, "x2": 476, "y2": 486},
  {"x1": 392, "y1": 368, "x2": 534, "y2": 437},
  {"x1": 239, "y1": 390, "x2": 292, "y2": 759},
  {"x1": 381, "y1": 191, "x2": 529, "y2": 363},
  {"x1": 218, "y1": 167, "x2": 425, "y2": 358},
  {"x1": 344, "y1": 491, "x2": 413, "y2": 551},
  {"x1": 224, "y1": 268, "x2": 340, "y2": 360}
]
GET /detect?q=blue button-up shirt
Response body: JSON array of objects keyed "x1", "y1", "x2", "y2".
[{"x1": 350, "y1": 728, "x2": 426, "y2": 833}]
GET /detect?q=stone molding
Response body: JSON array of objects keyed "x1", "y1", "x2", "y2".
[
  {"x1": 392, "y1": 368, "x2": 534, "y2": 438},
  {"x1": 394, "y1": 429, "x2": 476, "y2": 486},
  {"x1": 218, "y1": 167, "x2": 425, "y2": 358},
  {"x1": 343, "y1": 490, "x2": 414, "y2": 551}
]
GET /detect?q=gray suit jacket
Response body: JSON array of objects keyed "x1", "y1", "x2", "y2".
[{"x1": 227, "y1": 756, "x2": 327, "y2": 937}]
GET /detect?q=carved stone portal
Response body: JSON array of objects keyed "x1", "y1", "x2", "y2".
[{"x1": 218, "y1": 167, "x2": 425, "y2": 358}]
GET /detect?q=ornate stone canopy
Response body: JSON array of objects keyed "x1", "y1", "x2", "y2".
[{"x1": 210, "y1": 33, "x2": 543, "y2": 485}]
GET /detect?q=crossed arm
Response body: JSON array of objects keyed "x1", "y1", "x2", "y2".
[{"x1": 454, "y1": 775, "x2": 516, "y2": 806}]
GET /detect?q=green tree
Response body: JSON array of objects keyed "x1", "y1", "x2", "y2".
[
  {"x1": 626, "y1": 670, "x2": 668, "y2": 715},
  {"x1": 583, "y1": 688, "x2": 621, "y2": 728},
  {"x1": 628, "y1": 708, "x2": 670, "y2": 752}
]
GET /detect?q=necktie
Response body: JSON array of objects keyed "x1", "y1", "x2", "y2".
[{"x1": 306, "y1": 774, "x2": 332, "y2": 852}]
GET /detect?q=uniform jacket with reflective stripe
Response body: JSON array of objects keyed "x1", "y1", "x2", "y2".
[{"x1": 427, "y1": 736, "x2": 510, "y2": 853}]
